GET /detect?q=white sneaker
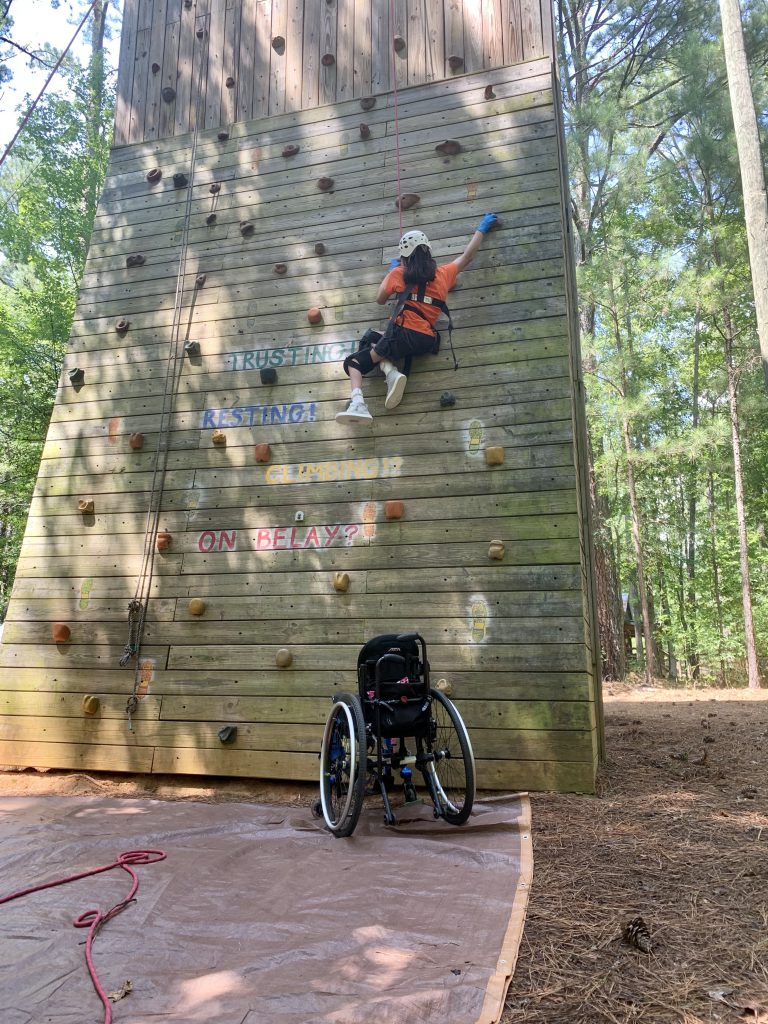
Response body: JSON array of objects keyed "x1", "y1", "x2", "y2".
[
  {"x1": 336, "y1": 395, "x2": 373, "y2": 424},
  {"x1": 383, "y1": 366, "x2": 407, "y2": 409}
]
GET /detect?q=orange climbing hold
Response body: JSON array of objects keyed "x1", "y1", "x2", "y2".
[
  {"x1": 384, "y1": 500, "x2": 405, "y2": 520},
  {"x1": 212, "y1": 430, "x2": 227, "y2": 446},
  {"x1": 254, "y1": 443, "x2": 272, "y2": 463},
  {"x1": 333, "y1": 572, "x2": 350, "y2": 593},
  {"x1": 52, "y1": 623, "x2": 71, "y2": 643},
  {"x1": 307, "y1": 307, "x2": 323, "y2": 324},
  {"x1": 485, "y1": 447, "x2": 505, "y2": 466},
  {"x1": 188, "y1": 598, "x2": 206, "y2": 616},
  {"x1": 156, "y1": 531, "x2": 172, "y2": 552},
  {"x1": 82, "y1": 695, "x2": 100, "y2": 715},
  {"x1": 129, "y1": 433, "x2": 145, "y2": 450},
  {"x1": 78, "y1": 499, "x2": 95, "y2": 514}
]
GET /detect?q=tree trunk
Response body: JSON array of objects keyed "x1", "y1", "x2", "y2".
[
  {"x1": 719, "y1": 0, "x2": 768, "y2": 394},
  {"x1": 707, "y1": 471, "x2": 728, "y2": 685},
  {"x1": 686, "y1": 312, "x2": 701, "y2": 677}
]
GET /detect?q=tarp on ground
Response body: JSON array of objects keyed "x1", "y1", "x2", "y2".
[{"x1": 0, "y1": 794, "x2": 532, "y2": 1023}]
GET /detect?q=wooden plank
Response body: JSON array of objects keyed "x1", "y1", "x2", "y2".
[
  {"x1": 336, "y1": 0, "x2": 354, "y2": 100},
  {"x1": 445, "y1": 0, "x2": 464, "y2": 79},
  {"x1": 114, "y1": 0, "x2": 140, "y2": 147},
  {"x1": 353, "y1": 0, "x2": 372, "y2": 98},
  {"x1": 424, "y1": 0, "x2": 445, "y2": 82},
  {"x1": 143, "y1": 0, "x2": 168, "y2": 142},
  {"x1": 520, "y1": 0, "x2": 544, "y2": 60},
  {"x1": 0, "y1": 691, "x2": 161, "y2": 721},
  {"x1": 408, "y1": 0, "x2": 427, "y2": 86},
  {"x1": 506, "y1": 0, "x2": 524, "y2": 64},
  {"x1": 284, "y1": 0, "x2": 304, "y2": 112},
  {"x1": 191, "y1": 0, "x2": 212, "y2": 132},
  {"x1": 370, "y1": 0, "x2": 390, "y2": 93},
  {"x1": 463, "y1": 0, "x2": 484, "y2": 72},
  {"x1": 484, "y1": 0, "x2": 504, "y2": 68},
  {"x1": 268, "y1": 0, "x2": 287, "y2": 115},
  {"x1": 392, "y1": 0, "x2": 408, "y2": 89},
  {"x1": 158, "y1": 17, "x2": 180, "y2": 139},
  {"x1": 253, "y1": 0, "x2": 272, "y2": 118},
  {"x1": 220, "y1": 1, "x2": 241, "y2": 127},
  {"x1": 0, "y1": 740, "x2": 154, "y2": 773},
  {"x1": 319, "y1": 0, "x2": 338, "y2": 105},
  {"x1": 129, "y1": 27, "x2": 152, "y2": 143},
  {"x1": 204, "y1": 0, "x2": 226, "y2": 128},
  {"x1": 174, "y1": 0, "x2": 198, "y2": 135},
  {"x1": 301, "y1": 0, "x2": 321, "y2": 109}
]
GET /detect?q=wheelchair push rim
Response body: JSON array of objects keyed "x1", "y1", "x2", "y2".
[{"x1": 319, "y1": 693, "x2": 366, "y2": 837}]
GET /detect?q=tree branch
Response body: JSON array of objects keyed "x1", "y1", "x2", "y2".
[{"x1": 0, "y1": 36, "x2": 54, "y2": 68}]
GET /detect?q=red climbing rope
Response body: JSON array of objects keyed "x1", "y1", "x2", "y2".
[
  {"x1": 389, "y1": 0, "x2": 404, "y2": 235},
  {"x1": 0, "y1": 848, "x2": 167, "y2": 1024}
]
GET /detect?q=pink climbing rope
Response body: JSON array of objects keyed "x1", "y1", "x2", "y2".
[
  {"x1": 389, "y1": 0, "x2": 404, "y2": 235},
  {"x1": 0, "y1": 848, "x2": 167, "y2": 1024}
]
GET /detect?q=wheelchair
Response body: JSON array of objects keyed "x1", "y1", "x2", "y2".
[{"x1": 314, "y1": 632, "x2": 476, "y2": 837}]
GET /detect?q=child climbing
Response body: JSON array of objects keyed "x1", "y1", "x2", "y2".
[{"x1": 335, "y1": 214, "x2": 499, "y2": 424}]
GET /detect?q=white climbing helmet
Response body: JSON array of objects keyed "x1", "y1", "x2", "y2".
[{"x1": 398, "y1": 230, "x2": 431, "y2": 257}]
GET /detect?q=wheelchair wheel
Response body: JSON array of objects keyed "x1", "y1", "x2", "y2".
[
  {"x1": 420, "y1": 688, "x2": 476, "y2": 825},
  {"x1": 319, "y1": 692, "x2": 366, "y2": 837}
]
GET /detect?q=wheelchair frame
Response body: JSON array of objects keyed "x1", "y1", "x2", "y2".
[{"x1": 315, "y1": 632, "x2": 476, "y2": 837}]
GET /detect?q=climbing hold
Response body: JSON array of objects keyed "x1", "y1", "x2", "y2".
[
  {"x1": 78, "y1": 499, "x2": 95, "y2": 514},
  {"x1": 307, "y1": 307, "x2": 323, "y2": 324},
  {"x1": 272, "y1": 35, "x2": 285, "y2": 52},
  {"x1": 146, "y1": 168, "x2": 162, "y2": 183},
  {"x1": 359, "y1": 123, "x2": 371, "y2": 140},
  {"x1": 68, "y1": 367, "x2": 85, "y2": 385},
  {"x1": 254, "y1": 443, "x2": 272, "y2": 463},
  {"x1": 156, "y1": 531, "x2": 173, "y2": 551},
  {"x1": 281, "y1": 145, "x2": 300, "y2": 159},
  {"x1": 321, "y1": 53, "x2": 335, "y2": 66},
  {"x1": 115, "y1": 318, "x2": 130, "y2": 334},
  {"x1": 161, "y1": 86, "x2": 176, "y2": 103},
  {"x1": 384, "y1": 500, "x2": 405, "y2": 520},
  {"x1": 317, "y1": 177, "x2": 334, "y2": 191},
  {"x1": 129, "y1": 432, "x2": 145, "y2": 450},
  {"x1": 260, "y1": 367, "x2": 278, "y2": 385},
  {"x1": 435, "y1": 678, "x2": 453, "y2": 696},
  {"x1": 183, "y1": 0, "x2": 192, "y2": 8},
  {"x1": 195, "y1": 273, "x2": 207, "y2": 287},
  {"x1": 173, "y1": 172, "x2": 188, "y2": 188},
  {"x1": 82, "y1": 694, "x2": 101, "y2": 715},
  {"x1": 188, "y1": 598, "x2": 207, "y2": 616},
  {"x1": 488, "y1": 539, "x2": 505, "y2": 561},
  {"x1": 294, "y1": 511, "x2": 305, "y2": 522},
  {"x1": 217, "y1": 130, "x2": 229, "y2": 141},
  {"x1": 196, "y1": 27, "x2": 205, "y2": 38},
  {"x1": 314, "y1": 242, "x2": 326, "y2": 256},
  {"x1": 209, "y1": 182, "x2": 221, "y2": 194},
  {"x1": 52, "y1": 623, "x2": 71, "y2": 644},
  {"x1": 206, "y1": 213, "x2": 217, "y2": 225},
  {"x1": 225, "y1": 76, "x2": 235, "y2": 88},
  {"x1": 396, "y1": 193, "x2": 420, "y2": 211},
  {"x1": 448, "y1": 54, "x2": 464, "y2": 70},
  {"x1": 274, "y1": 263, "x2": 287, "y2": 275},
  {"x1": 275, "y1": 648, "x2": 293, "y2": 668},
  {"x1": 440, "y1": 391, "x2": 456, "y2": 407},
  {"x1": 360, "y1": 96, "x2": 376, "y2": 110},
  {"x1": 485, "y1": 446, "x2": 505, "y2": 466},
  {"x1": 151, "y1": 62, "x2": 160, "y2": 74},
  {"x1": 184, "y1": 340, "x2": 201, "y2": 355},
  {"x1": 435, "y1": 140, "x2": 463, "y2": 156},
  {"x1": 218, "y1": 725, "x2": 238, "y2": 745},
  {"x1": 484, "y1": 84, "x2": 496, "y2": 99},
  {"x1": 212, "y1": 429, "x2": 227, "y2": 446},
  {"x1": 240, "y1": 221, "x2": 254, "y2": 236},
  {"x1": 126, "y1": 254, "x2": 145, "y2": 268},
  {"x1": 393, "y1": 35, "x2": 406, "y2": 53},
  {"x1": 333, "y1": 572, "x2": 350, "y2": 593}
]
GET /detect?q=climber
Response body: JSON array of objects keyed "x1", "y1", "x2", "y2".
[{"x1": 335, "y1": 214, "x2": 498, "y2": 424}]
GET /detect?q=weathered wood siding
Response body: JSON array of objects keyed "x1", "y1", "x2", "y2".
[
  {"x1": 0, "y1": 50, "x2": 599, "y2": 791},
  {"x1": 114, "y1": 0, "x2": 556, "y2": 146}
]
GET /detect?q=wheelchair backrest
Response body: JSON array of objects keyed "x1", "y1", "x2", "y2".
[{"x1": 357, "y1": 633, "x2": 430, "y2": 737}]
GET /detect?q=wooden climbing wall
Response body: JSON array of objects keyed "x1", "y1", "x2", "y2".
[{"x1": 0, "y1": 15, "x2": 601, "y2": 790}]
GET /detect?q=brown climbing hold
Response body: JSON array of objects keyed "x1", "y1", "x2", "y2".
[
  {"x1": 359, "y1": 123, "x2": 371, "y2": 140},
  {"x1": 151, "y1": 62, "x2": 160, "y2": 74},
  {"x1": 333, "y1": 572, "x2": 350, "y2": 593},
  {"x1": 209, "y1": 182, "x2": 221, "y2": 194},
  {"x1": 146, "y1": 168, "x2": 162, "y2": 183},
  {"x1": 82, "y1": 694, "x2": 100, "y2": 715},
  {"x1": 156, "y1": 531, "x2": 172, "y2": 552},
  {"x1": 212, "y1": 430, "x2": 227, "y2": 446},
  {"x1": 225, "y1": 76, "x2": 235, "y2": 88},
  {"x1": 314, "y1": 242, "x2": 326, "y2": 256},
  {"x1": 126, "y1": 254, "x2": 145, "y2": 268},
  {"x1": 52, "y1": 623, "x2": 71, "y2": 644},
  {"x1": 272, "y1": 35, "x2": 285, "y2": 52},
  {"x1": 321, "y1": 53, "x2": 335, "y2": 66},
  {"x1": 360, "y1": 96, "x2": 376, "y2": 111},
  {"x1": 254, "y1": 443, "x2": 272, "y2": 463},
  {"x1": 396, "y1": 193, "x2": 420, "y2": 211},
  {"x1": 307, "y1": 307, "x2": 323, "y2": 325},
  {"x1": 188, "y1": 598, "x2": 206, "y2": 617},
  {"x1": 485, "y1": 447, "x2": 504, "y2": 466},
  {"x1": 448, "y1": 54, "x2": 464, "y2": 71},
  {"x1": 217, "y1": 131, "x2": 229, "y2": 141},
  {"x1": 384, "y1": 500, "x2": 405, "y2": 520},
  {"x1": 435, "y1": 140, "x2": 463, "y2": 156},
  {"x1": 317, "y1": 177, "x2": 334, "y2": 192},
  {"x1": 78, "y1": 499, "x2": 95, "y2": 514},
  {"x1": 393, "y1": 35, "x2": 406, "y2": 53},
  {"x1": 115, "y1": 318, "x2": 130, "y2": 334},
  {"x1": 161, "y1": 86, "x2": 176, "y2": 103},
  {"x1": 282, "y1": 144, "x2": 299, "y2": 157},
  {"x1": 488, "y1": 539, "x2": 505, "y2": 561},
  {"x1": 275, "y1": 648, "x2": 293, "y2": 668},
  {"x1": 206, "y1": 213, "x2": 217, "y2": 225},
  {"x1": 195, "y1": 273, "x2": 207, "y2": 287},
  {"x1": 274, "y1": 263, "x2": 287, "y2": 275},
  {"x1": 484, "y1": 84, "x2": 496, "y2": 99},
  {"x1": 435, "y1": 678, "x2": 453, "y2": 696},
  {"x1": 240, "y1": 221, "x2": 254, "y2": 236},
  {"x1": 129, "y1": 433, "x2": 145, "y2": 450}
]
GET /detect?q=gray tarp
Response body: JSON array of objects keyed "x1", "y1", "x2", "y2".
[{"x1": 0, "y1": 794, "x2": 531, "y2": 1024}]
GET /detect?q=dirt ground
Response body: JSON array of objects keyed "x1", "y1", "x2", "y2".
[{"x1": 2, "y1": 684, "x2": 767, "y2": 1023}]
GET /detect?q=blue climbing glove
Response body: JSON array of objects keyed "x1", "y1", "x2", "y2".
[
  {"x1": 477, "y1": 213, "x2": 498, "y2": 234},
  {"x1": 388, "y1": 257, "x2": 401, "y2": 270}
]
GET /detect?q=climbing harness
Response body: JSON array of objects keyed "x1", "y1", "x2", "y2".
[
  {"x1": 0, "y1": 848, "x2": 167, "y2": 1024},
  {"x1": 388, "y1": 285, "x2": 459, "y2": 373},
  {"x1": 121, "y1": 15, "x2": 211, "y2": 729}
]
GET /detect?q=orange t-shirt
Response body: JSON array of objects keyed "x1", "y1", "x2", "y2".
[{"x1": 381, "y1": 262, "x2": 459, "y2": 336}]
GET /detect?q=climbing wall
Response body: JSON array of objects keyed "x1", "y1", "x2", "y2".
[{"x1": 0, "y1": 49, "x2": 600, "y2": 791}]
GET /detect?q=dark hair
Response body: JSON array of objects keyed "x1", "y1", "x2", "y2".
[{"x1": 403, "y1": 245, "x2": 437, "y2": 286}]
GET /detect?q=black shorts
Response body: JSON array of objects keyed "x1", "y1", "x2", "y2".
[{"x1": 374, "y1": 323, "x2": 439, "y2": 361}]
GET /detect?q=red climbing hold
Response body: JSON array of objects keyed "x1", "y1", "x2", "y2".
[
  {"x1": 307, "y1": 307, "x2": 323, "y2": 324},
  {"x1": 282, "y1": 144, "x2": 300, "y2": 157},
  {"x1": 156, "y1": 531, "x2": 173, "y2": 552},
  {"x1": 396, "y1": 193, "x2": 420, "y2": 211},
  {"x1": 254, "y1": 443, "x2": 272, "y2": 463},
  {"x1": 317, "y1": 177, "x2": 334, "y2": 192},
  {"x1": 52, "y1": 623, "x2": 71, "y2": 644}
]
